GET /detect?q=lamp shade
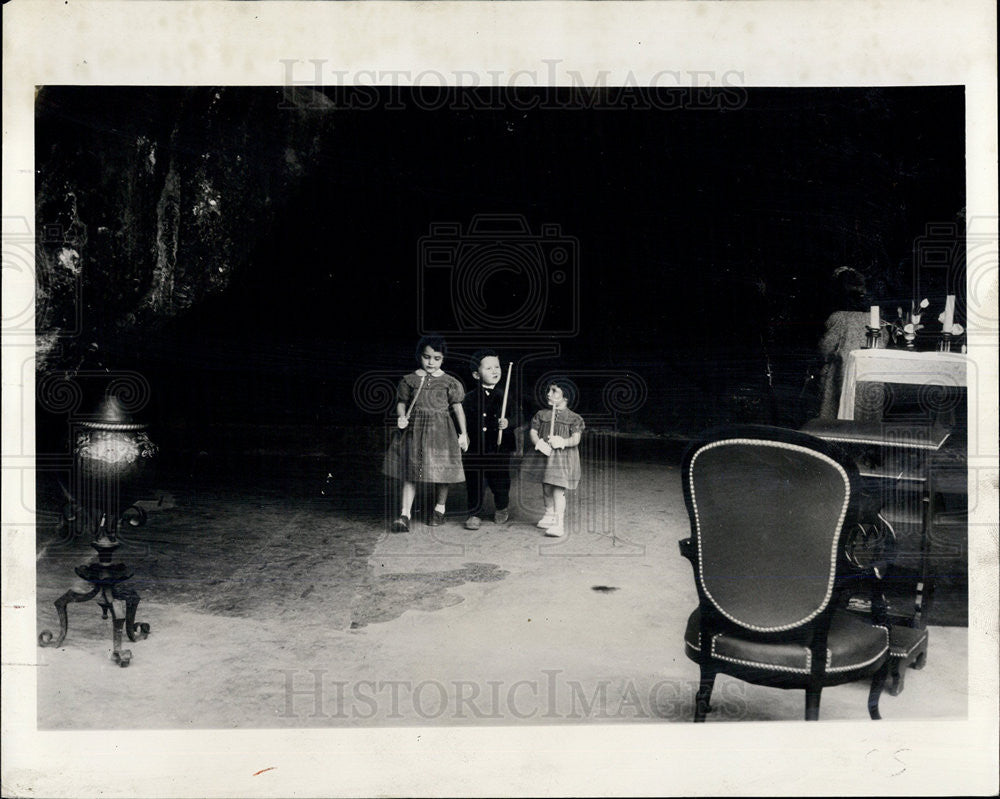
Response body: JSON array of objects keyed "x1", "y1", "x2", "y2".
[{"x1": 74, "y1": 395, "x2": 158, "y2": 523}]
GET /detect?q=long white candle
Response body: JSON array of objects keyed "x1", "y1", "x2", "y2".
[
  {"x1": 497, "y1": 361, "x2": 513, "y2": 447},
  {"x1": 943, "y1": 295, "x2": 955, "y2": 333},
  {"x1": 869, "y1": 305, "x2": 879, "y2": 329}
]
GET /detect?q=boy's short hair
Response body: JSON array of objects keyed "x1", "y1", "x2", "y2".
[
  {"x1": 469, "y1": 348, "x2": 499, "y2": 373},
  {"x1": 416, "y1": 334, "x2": 447, "y2": 361}
]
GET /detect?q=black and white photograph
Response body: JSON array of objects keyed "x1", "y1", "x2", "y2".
[{"x1": 3, "y1": 2, "x2": 998, "y2": 797}]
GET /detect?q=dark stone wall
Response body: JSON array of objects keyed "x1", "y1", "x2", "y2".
[
  {"x1": 35, "y1": 86, "x2": 336, "y2": 372},
  {"x1": 34, "y1": 87, "x2": 966, "y2": 449}
]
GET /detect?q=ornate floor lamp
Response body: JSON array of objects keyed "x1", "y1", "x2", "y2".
[{"x1": 39, "y1": 394, "x2": 158, "y2": 666}]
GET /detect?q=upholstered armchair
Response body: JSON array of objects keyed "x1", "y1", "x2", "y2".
[{"x1": 679, "y1": 425, "x2": 891, "y2": 721}]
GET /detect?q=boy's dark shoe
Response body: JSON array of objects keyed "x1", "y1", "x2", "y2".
[
  {"x1": 465, "y1": 515, "x2": 482, "y2": 530},
  {"x1": 429, "y1": 510, "x2": 446, "y2": 526},
  {"x1": 391, "y1": 515, "x2": 410, "y2": 533},
  {"x1": 494, "y1": 508, "x2": 509, "y2": 525}
]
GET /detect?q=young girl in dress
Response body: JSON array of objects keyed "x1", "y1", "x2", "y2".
[
  {"x1": 523, "y1": 379, "x2": 585, "y2": 538},
  {"x1": 383, "y1": 335, "x2": 469, "y2": 532}
]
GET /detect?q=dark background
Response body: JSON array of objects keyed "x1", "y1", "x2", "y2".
[{"x1": 34, "y1": 86, "x2": 966, "y2": 462}]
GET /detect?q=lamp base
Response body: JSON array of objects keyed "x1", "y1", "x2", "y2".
[{"x1": 39, "y1": 577, "x2": 150, "y2": 667}]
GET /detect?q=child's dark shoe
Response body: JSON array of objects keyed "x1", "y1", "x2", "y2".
[
  {"x1": 494, "y1": 508, "x2": 509, "y2": 525},
  {"x1": 465, "y1": 515, "x2": 482, "y2": 531},
  {"x1": 429, "y1": 510, "x2": 446, "y2": 526},
  {"x1": 391, "y1": 515, "x2": 410, "y2": 533}
]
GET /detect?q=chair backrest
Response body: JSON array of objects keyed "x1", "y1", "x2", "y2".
[{"x1": 682, "y1": 426, "x2": 858, "y2": 633}]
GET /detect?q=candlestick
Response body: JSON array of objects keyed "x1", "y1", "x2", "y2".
[
  {"x1": 869, "y1": 305, "x2": 880, "y2": 329},
  {"x1": 943, "y1": 294, "x2": 955, "y2": 333}
]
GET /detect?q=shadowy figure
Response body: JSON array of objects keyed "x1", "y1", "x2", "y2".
[{"x1": 817, "y1": 266, "x2": 886, "y2": 419}]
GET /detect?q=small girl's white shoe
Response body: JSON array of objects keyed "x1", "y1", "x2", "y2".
[
  {"x1": 536, "y1": 513, "x2": 556, "y2": 529},
  {"x1": 544, "y1": 521, "x2": 565, "y2": 538}
]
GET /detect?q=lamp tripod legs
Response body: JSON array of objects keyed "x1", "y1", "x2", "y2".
[
  {"x1": 38, "y1": 584, "x2": 149, "y2": 667},
  {"x1": 116, "y1": 586, "x2": 150, "y2": 642},
  {"x1": 38, "y1": 586, "x2": 101, "y2": 648},
  {"x1": 97, "y1": 589, "x2": 133, "y2": 667}
]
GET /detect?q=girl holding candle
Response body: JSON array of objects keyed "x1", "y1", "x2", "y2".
[
  {"x1": 383, "y1": 335, "x2": 469, "y2": 532},
  {"x1": 522, "y1": 379, "x2": 585, "y2": 538}
]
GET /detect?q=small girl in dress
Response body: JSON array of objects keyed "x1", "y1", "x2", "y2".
[
  {"x1": 383, "y1": 335, "x2": 469, "y2": 532},
  {"x1": 523, "y1": 379, "x2": 585, "y2": 538}
]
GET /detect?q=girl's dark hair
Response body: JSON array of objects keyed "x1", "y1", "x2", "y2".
[
  {"x1": 416, "y1": 334, "x2": 447, "y2": 361},
  {"x1": 469, "y1": 348, "x2": 499, "y2": 372},
  {"x1": 545, "y1": 377, "x2": 578, "y2": 408}
]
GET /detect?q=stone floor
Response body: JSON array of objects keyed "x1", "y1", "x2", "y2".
[{"x1": 33, "y1": 454, "x2": 970, "y2": 729}]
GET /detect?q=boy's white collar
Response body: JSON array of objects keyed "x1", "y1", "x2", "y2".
[{"x1": 416, "y1": 368, "x2": 444, "y2": 377}]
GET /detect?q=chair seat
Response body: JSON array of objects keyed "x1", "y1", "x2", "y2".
[{"x1": 685, "y1": 607, "x2": 889, "y2": 674}]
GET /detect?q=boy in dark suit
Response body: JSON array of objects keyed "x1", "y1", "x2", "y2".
[{"x1": 462, "y1": 350, "x2": 520, "y2": 530}]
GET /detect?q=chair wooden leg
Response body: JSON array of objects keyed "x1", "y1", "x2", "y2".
[
  {"x1": 694, "y1": 665, "x2": 717, "y2": 722},
  {"x1": 868, "y1": 657, "x2": 890, "y2": 720},
  {"x1": 888, "y1": 658, "x2": 905, "y2": 697},
  {"x1": 805, "y1": 685, "x2": 822, "y2": 720}
]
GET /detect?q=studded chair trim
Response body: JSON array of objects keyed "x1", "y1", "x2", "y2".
[
  {"x1": 688, "y1": 438, "x2": 851, "y2": 633},
  {"x1": 685, "y1": 612, "x2": 890, "y2": 674},
  {"x1": 889, "y1": 627, "x2": 929, "y2": 657}
]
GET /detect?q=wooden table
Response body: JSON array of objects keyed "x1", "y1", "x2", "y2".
[{"x1": 837, "y1": 349, "x2": 968, "y2": 420}]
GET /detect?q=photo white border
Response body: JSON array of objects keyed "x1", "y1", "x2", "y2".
[{"x1": 3, "y1": 2, "x2": 997, "y2": 796}]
